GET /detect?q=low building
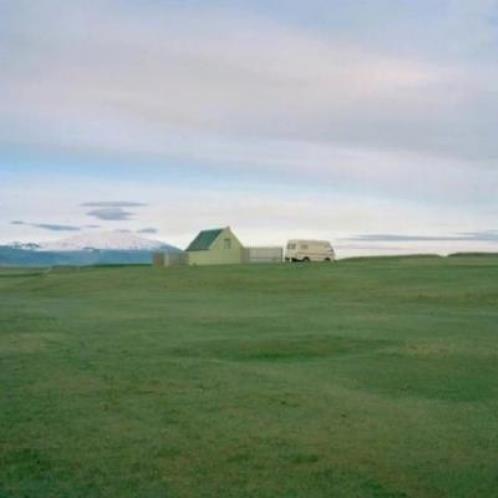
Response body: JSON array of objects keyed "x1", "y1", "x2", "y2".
[
  {"x1": 186, "y1": 227, "x2": 244, "y2": 265},
  {"x1": 152, "y1": 251, "x2": 186, "y2": 267},
  {"x1": 152, "y1": 252, "x2": 165, "y2": 267},
  {"x1": 243, "y1": 246, "x2": 283, "y2": 264}
]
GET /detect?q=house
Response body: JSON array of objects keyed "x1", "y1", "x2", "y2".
[{"x1": 186, "y1": 227, "x2": 244, "y2": 265}]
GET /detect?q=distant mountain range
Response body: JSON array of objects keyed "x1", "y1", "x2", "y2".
[{"x1": 0, "y1": 232, "x2": 181, "y2": 267}]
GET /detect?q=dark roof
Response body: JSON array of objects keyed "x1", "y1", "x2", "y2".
[{"x1": 186, "y1": 228, "x2": 224, "y2": 251}]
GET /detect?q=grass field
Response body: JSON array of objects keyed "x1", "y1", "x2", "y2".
[{"x1": 1, "y1": 256, "x2": 497, "y2": 497}]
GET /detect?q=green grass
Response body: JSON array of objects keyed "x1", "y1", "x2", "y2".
[{"x1": 1, "y1": 257, "x2": 498, "y2": 497}]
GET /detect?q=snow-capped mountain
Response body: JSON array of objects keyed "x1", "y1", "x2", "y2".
[
  {"x1": 39, "y1": 231, "x2": 167, "y2": 252},
  {"x1": 0, "y1": 231, "x2": 181, "y2": 267}
]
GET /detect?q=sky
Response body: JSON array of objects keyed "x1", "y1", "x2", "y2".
[{"x1": 1, "y1": 0, "x2": 498, "y2": 256}]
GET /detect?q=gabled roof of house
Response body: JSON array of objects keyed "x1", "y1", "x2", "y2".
[{"x1": 186, "y1": 228, "x2": 224, "y2": 252}]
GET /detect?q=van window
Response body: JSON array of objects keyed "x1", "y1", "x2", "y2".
[
  {"x1": 287, "y1": 243, "x2": 296, "y2": 250},
  {"x1": 300, "y1": 244, "x2": 309, "y2": 250},
  {"x1": 224, "y1": 238, "x2": 231, "y2": 249}
]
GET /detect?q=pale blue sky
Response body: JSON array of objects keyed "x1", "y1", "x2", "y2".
[{"x1": 1, "y1": 0, "x2": 497, "y2": 255}]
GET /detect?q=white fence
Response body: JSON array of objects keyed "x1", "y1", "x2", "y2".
[{"x1": 243, "y1": 247, "x2": 283, "y2": 264}]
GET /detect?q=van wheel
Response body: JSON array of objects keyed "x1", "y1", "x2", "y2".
[
  {"x1": 302, "y1": 257, "x2": 310, "y2": 262},
  {"x1": 324, "y1": 257, "x2": 331, "y2": 262}
]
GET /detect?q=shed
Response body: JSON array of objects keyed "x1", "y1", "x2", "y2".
[{"x1": 186, "y1": 227, "x2": 244, "y2": 265}]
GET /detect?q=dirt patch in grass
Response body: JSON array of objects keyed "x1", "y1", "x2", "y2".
[
  {"x1": 346, "y1": 351, "x2": 498, "y2": 402},
  {"x1": 0, "y1": 332, "x2": 65, "y2": 355},
  {"x1": 169, "y1": 335, "x2": 394, "y2": 362}
]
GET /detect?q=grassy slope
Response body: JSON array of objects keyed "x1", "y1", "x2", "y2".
[{"x1": 1, "y1": 258, "x2": 497, "y2": 498}]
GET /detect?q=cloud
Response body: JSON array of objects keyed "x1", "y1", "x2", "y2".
[
  {"x1": 83, "y1": 201, "x2": 146, "y2": 222},
  {"x1": 2, "y1": 0, "x2": 497, "y2": 174},
  {"x1": 35, "y1": 223, "x2": 81, "y2": 232},
  {"x1": 347, "y1": 230, "x2": 498, "y2": 242},
  {"x1": 10, "y1": 220, "x2": 81, "y2": 231},
  {"x1": 86, "y1": 207, "x2": 134, "y2": 221},
  {"x1": 3, "y1": 177, "x2": 497, "y2": 255},
  {"x1": 81, "y1": 201, "x2": 147, "y2": 207},
  {"x1": 1, "y1": 1, "x2": 498, "y2": 252},
  {"x1": 137, "y1": 228, "x2": 158, "y2": 234}
]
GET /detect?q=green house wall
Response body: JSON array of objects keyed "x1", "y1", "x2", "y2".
[{"x1": 187, "y1": 227, "x2": 244, "y2": 265}]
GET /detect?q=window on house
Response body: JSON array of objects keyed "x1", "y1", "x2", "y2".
[{"x1": 224, "y1": 238, "x2": 231, "y2": 249}]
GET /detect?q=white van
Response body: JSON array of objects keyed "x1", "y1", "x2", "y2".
[{"x1": 285, "y1": 240, "x2": 335, "y2": 262}]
